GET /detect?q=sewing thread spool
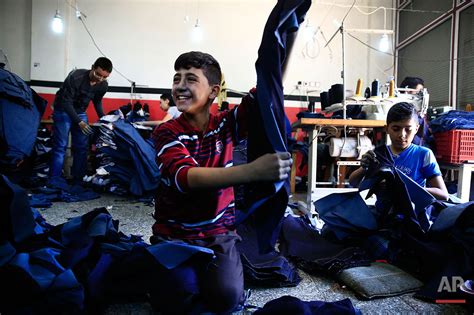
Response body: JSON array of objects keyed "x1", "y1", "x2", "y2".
[
  {"x1": 388, "y1": 79, "x2": 395, "y2": 98},
  {"x1": 320, "y1": 91, "x2": 329, "y2": 110},
  {"x1": 355, "y1": 79, "x2": 363, "y2": 97},
  {"x1": 371, "y1": 79, "x2": 380, "y2": 97},
  {"x1": 364, "y1": 87, "x2": 371, "y2": 99}
]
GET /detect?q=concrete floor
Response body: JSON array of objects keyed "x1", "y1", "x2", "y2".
[{"x1": 39, "y1": 193, "x2": 467, "y2": 314}]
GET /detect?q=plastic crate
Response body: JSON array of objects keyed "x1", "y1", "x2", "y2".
[{"x1": 434, "y1": 129, "x2": 474, "y2": 164}]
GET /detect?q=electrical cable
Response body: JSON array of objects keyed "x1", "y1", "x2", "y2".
[
  {"x1": 346, "y1": 32, "x2": 474, "y2": 62},
  {"x1": 78, "y1": 17, "x2": 134, "y2": 84},
  {"x1": 317, "y1": 1, "x2": 449, "y2": 14},
  {"x1": 341, "y1": 0, "x2": 357, "y2": 25},
  {"x1": 65, "y1": 0, "x2": 136, "y2": 98}
]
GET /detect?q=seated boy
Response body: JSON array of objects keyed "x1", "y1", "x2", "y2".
[
  {"x1": 349, "y1": 102, "x2": 448, "y2": 201},
  {"x1": 151, "y1": 51, "x2": 292, "y2": 313}
]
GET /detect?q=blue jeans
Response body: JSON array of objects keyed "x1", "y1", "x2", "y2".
[{"x1": 50, "y1": 111, "x2": 89, "y2": 181}]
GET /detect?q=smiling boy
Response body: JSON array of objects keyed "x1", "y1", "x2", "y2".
[
  {"x1": 151, "y1": 51, "x2": 292, "y2": 313},
  {"x1": 349, "y1": 102, "x2": 448, "y2": 200}
]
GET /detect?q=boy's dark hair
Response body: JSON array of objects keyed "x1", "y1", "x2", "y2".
[
  {"x1": 400, "y1": 76, "x2": 424, "y2": 89},
  {"x1": 94, "y1": 57, "x2": 113, "y2": 72},
  {"x1": 160, "y1": 93, "x2": 176, "y2": 107},
  {"x1": 174, "y1": 51, "x2": 221, "y2": 86},
  {"x1": 387, "y1": 102, "x2": 419, "y2": 125}
]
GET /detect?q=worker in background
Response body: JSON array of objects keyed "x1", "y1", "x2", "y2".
[
  {"x1": 399, "y1": 76, "x2": 431, "y2": 147},
  {"x1": 136, "y1": 93, "x2": 181, "y2": 127},
  {"x1": 49, "y1": 57, "x2": 113, "y2": 185}
]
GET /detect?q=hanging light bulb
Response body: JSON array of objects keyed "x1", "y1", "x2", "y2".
[
  {"x1": 379, "y1": 33, "x2": 390, "y2": 52},
  {"x1": 52, "y1": 9, "x2": 63, "y2": 33},
  {"x1": 184, "y1": 15, "x2": 190, "y2": 23}
]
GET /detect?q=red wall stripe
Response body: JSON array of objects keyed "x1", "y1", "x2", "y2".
[{"x1": 38, "y1": 93, "x2": 307, "y2": 124}]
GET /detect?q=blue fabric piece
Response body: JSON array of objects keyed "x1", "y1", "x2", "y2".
[
  {"x1": 431, "y1": 201, "x2": 474, "y2": 232},
  {"x1": 31, "y1": 207, "x2": 54, "y2": 234},
  {"x1": 296, "y1": 111, "x2": 326, "y2": 119},
  {"x1": 0, "y1": 241, "x2": 16, "y2": 266},
  {"x1": 239, "y1": 0, "x2": 311, "y2": 253},
  {"x1": 360, "y1": 145, "x2": 438, "y2": 233},
  {"x1": 398, "y1": 170, "x2": 436, "y2": 215},
  {"x1": 0, "y1": 68, "x2": 47, "y2": 165},
  {"x1": 87, "y1": 252, "x2": 114, "y2": 298},
  {"x1": 61, "y1": 209, "x2": 117, "y2": 246},
  {"x1": 43, "y1": 176, "x2": 101, "y2": 202},
  {"x1": 29, "y1": 194, "x2": 53, "y2": 208},
  {"x1": 8, "y1": 248, "x2": 84, "y2": 307},
  {"x1": 279, "y1": 215, "x2": 370, "y2": 275},
  {"x1": 146, "y1": 241, "x2": 215, "y2": 269},
  {"x1": 430, "y1": 110, "x2": 474, "y2": 133},
  {"x1": 254, "y1": 296, "x2": 360, "y2": 315},
  {"x1": 11, "y1": 248, "x2": 64, "y2": 290},
  {"x1": 315, "y1": 192, "x2": 378, "y2": 240},
  {"x1": 0, "y1": 174, "x2": 37, "y2": 243}
]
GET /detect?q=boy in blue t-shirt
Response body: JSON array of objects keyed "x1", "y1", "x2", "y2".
[{"x1": 349, "y1": 102, "x2": 448, "y2": 200}]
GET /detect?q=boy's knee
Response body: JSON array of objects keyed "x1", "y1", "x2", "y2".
[{"x1": 203, "y1": 281, "x2": 243, "y2": 313}]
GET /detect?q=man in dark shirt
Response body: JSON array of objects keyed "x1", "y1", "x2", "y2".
[
  {"x1": 399, "y1": 76, "x2": 430, "y2": 146},
  {"x1": 49, "y1": 57, "x2": 112, "y2": 183}
]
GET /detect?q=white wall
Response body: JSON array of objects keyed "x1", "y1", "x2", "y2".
[
  {"x1": 0, "y1": 0, "x2": 32, "y2": 80},
  {"x1": 5, "y1": 0, "x2": 395, "y2": 97}
]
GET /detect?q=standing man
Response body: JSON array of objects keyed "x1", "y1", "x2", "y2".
[
  {"x1": 399, "y1": 76, "x2": 429, "y2": 146},
  {"x1": 49, "y1": 57, "x2": 112, "y2": 184}
]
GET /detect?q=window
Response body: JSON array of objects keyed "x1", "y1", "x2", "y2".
[
  {"x1": 398, "y1": 0, "x2": 453, "y2": 43},
  {"x1": 457, "y1": 5, "x2": 474, "y2": 110},
  {"x1": 397, "y1": 19, "x2": 452, "y2": 107}
]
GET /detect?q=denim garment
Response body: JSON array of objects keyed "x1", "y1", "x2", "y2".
[
  {"x1": 50, "y1": 110, "x2": 89, "y2": 180},
  {"x1": 254, "y1": 296, "x2": 360, "y2": 315},
  {"x1": 239, "y1": 0, "x2": 312, "y2": 254},
  {"x1": 0, "y1": 68, "x2": 47, "y2": 167},
  {"x1": 236, "y1": 221, "x2": 301, "y2": 287}
]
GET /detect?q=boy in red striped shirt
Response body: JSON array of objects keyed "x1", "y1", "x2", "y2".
[{"x1": 151, "y1": 51, "x2": 292, "y2": 313}]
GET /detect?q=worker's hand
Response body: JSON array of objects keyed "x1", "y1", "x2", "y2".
[
  {"x1": 250, "y1": 152, "x2": 293, "y2": 181},
  {"x1": 79, "y1": 121, "x2": 94, "y2": 136},
  {"x1": 360, "y1": 150, "x2": 378, "y2": 170}
]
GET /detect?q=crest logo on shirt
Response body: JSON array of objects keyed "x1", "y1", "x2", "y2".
[{"x1": 216, "y1": 140, "x2": 223, "y2": 154}]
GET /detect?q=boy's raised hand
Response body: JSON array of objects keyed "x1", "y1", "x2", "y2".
[
  {"x1": 250, "y1": 152, "x2": 293, "y2": 181},
  {"x1": 360, "y1": 150, "x2": 378, "y2": 170}
]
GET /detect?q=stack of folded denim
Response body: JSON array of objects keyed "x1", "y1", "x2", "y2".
[
  {"x1": 26, "y1": 127, "x2": 53, "y2": 187},
  {"x1": 89, "y1": 114, "x2": 160, "y2": 196},
  {"x1": 236, "y1": 222, "x2": 301, "y2": 288},
  {"x1": 0, "y1": 67, "x2": 47, "y2": 175}
]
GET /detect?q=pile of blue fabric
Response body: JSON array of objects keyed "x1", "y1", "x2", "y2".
[
  {"x1": 0, "y1": 67, "x2": 47, "y2": 179},
  {"x1": 88, "y1": 114, "x2": 160, "y2": 196},
  {"x1": 430, "y1": 110, "x2": 474, "y2": 133},
  {"x1": 0, "y1": 174, "x2": 215, "y2": 314}
]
